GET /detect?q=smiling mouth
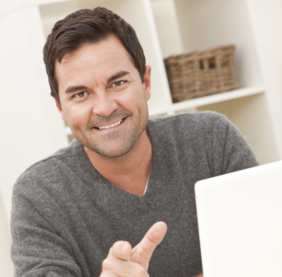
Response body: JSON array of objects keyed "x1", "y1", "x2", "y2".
[{"x1": 95, "y1": 119, "x2": 124, "y2": 130}]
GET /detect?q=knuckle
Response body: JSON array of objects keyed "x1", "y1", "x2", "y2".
[
  {"x1": 111, "y1": 240, "x2": 124, "y2": 251},
  {"x1": 139, "y1": 248, "x2": 148, "y2": 258},
  {"x1": 136, "y1": 248, "x2": 151, "y2": 262},
  {"x1": 110, "y1": 240, "x2": 131, "y2": 257},
  {"x1": 136, "y1": 267, "x2": 146, "y2": 277},
  {"x1": 109, "y1": 241, "x2": 120, "y2": 255},
  {"x1": 111, "y1": 241, "x2": 120, "y2": 251},
  {"x1": 113, "y1": 241, "x2": 121, "y2": 247},
  {"x1": 102, "y1": 259, "x2": 112, "y2": 271}
]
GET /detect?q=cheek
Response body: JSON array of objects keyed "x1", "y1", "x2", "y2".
[
  {"x1": 63, "y1": 102, "x2": 93, "y2": 128},
  {"x1": 121, "y1": 86, "x2": 148, "y2": 108}
]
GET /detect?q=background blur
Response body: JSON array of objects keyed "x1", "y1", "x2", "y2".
[{"x1": 1, "y1": 0, "x2": 282, "y2": 276}]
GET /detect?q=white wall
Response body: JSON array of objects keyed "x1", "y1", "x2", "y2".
[
  {"x1": 0, "y1": 187, "x2": 14, "y2": 277},
  {"x1": 259, "y1": 0, "x2": 282, "y2": 102},
  {"x1": 0, "y1": 5, "x2": 68, "y2": 276}
]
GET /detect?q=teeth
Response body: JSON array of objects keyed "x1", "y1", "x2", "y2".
[{"x1": 98, "y1": 119, "x2": 123, "y2": 130}]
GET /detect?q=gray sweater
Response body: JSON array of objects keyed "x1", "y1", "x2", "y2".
[{"x1": 11, "y1": 112, "x2": 258, "y2": 277}]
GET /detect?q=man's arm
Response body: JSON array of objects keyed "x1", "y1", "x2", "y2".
[
  {"x1": 12, "y1": 182, "x2": 167, "y2": 277},
  {"x1": 204, "y1": 113, "x2": 259, "y2": 176},
  {"x1": 11, "y1": 185, "x2": 81, "y2": 277}
]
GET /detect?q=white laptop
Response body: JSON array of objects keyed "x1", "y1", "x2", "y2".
[{"x1": 195, "y1": 160, "x2": 282, "y2": 277}]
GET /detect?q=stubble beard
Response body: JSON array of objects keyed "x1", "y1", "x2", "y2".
[{"x1": 82, "y1": 110, "x2": 148, "y2": 158}]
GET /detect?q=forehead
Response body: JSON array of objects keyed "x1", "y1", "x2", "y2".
[{"x1": 55, "y1": 35, "x2": 135, "y2": 83}]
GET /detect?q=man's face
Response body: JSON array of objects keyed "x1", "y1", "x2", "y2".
[{"x1": 55, "y1": 35, "x2": 151, "y2": 158}]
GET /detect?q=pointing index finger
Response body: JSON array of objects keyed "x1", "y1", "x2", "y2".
[{"x1": 133, "y1": 222, "x2": 167, "y2": 262}]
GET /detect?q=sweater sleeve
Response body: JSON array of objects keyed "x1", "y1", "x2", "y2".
[
  {"x1": 204, "y1": 112, "x2": 259, "y2": 177},
  {"x1": 11, "y1": 178, "x2": 82, "y2": 277}
]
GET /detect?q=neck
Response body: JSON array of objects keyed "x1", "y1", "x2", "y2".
[{"x1": 84, "y1": 129, "x2": 152, "y2": 196}]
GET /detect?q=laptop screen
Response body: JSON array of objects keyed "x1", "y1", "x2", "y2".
[{"x1": 195, "y1": 161, "x2": 282, "y2": 277}]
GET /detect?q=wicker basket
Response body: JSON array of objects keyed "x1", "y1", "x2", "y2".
[{"x1": 164, "y1": 45, "x2": 239, "y2": 103}]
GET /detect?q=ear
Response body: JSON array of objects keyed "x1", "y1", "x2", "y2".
[
  {"x1": 143, "y1": 65, "x2": 151, "y2": 101},
  {"x1": 53, "y1": 95, "x2": 67, "y2": 123}
]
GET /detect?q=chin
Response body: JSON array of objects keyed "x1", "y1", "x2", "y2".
[{"x1": 85, "y1": 139, "x2": 137, "y2": 158}]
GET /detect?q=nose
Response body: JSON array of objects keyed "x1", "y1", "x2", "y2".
[{"x1": 92, "y1": 91, "x2": 118, "y2": 117}]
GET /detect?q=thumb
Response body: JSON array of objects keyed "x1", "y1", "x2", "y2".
[
  {"x1": 131, "y1": 221, "x2": 167, "y2": 268},
  {"x1": 109, "y1": 241, "x2": 132, "y2": 261}
]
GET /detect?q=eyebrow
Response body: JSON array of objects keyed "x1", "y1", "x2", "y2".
[
  {"x1": 107, "y1": 70, "x2": 129, "y2": 84},
  {"x1": 64, "y1": 70, "x2": 130, "y2": 94},
  {"x1": 65, "y1": 85, "x2": 88, "y2": 94}
]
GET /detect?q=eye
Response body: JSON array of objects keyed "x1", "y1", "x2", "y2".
[
  {"x1": 74, "y1": 91, "x2": 87, "y2": 98},
  {"x1": 112, "y1": 80, "x2": 125, "y2": 87}
]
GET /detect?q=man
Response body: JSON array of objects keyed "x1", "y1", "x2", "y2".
[{"x1": 11, "y1": 7, "x2": 258, "y2": 277}]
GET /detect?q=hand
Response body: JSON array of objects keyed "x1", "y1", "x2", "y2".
[{"x1": 100, "y1": 221, "x2": 167, "y2": 277}]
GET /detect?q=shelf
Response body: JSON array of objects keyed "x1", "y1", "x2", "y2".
[
  {"x1": 172, "y1": 86, "x2": 265, "y2": 112},
  {"x1": 149, "y1": 105, "x2": 173, "y2": 117},
  {"x1": 65, "y1": 86, "x2": 265, "y2": 133}
]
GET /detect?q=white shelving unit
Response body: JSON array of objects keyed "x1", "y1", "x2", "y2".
[{"x1": 1, "y1": 0, "x2": 282, "y2": 276}]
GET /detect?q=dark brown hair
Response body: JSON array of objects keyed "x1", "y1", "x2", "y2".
[{"x1": 43, "y1": 7, "x2": 146, "y2": 103}]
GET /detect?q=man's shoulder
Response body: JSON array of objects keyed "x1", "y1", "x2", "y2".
[
  {"x1": 14, "y1": 140, "x2": 82, "y2": 190},
  {"x1": 148, "y1": 111, "x2": 229, "y2": 136},
  {"x1": 149, "y1": 111, "x2": 227, "y2": 124}
]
